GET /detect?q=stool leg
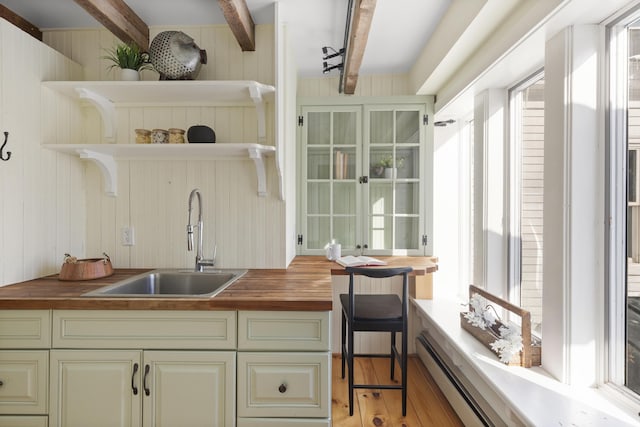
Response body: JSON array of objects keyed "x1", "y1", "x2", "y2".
[{"x1": 390, "y1": 331, "x2": 396, "y2": 380}]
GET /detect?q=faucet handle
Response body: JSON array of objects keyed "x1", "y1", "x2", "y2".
[{"x1": 187, "y1": 225, "x2": 194, "y2": 251}]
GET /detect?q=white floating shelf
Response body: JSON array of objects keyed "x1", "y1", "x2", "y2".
[
  {"x1": 42, "y1": 80, "x2": 275, "y2": 143},
  {"x1": 44, "y1": 143, "x2": 276, "y2": 197}
]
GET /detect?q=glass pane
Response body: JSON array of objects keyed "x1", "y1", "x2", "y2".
[
  {"x1": 519, "y1": 77, "x2": 545, "y2": 334},
  {"x1": 333, "y1": 147, "x2": 356, "y2": 180},
  {"x1": 370, "y1": 111, "x2": 393, "y2": 144},
  {"x1": 369, "y1": 147, "x2": 394, "y2": 180},
  {"x1": 308, "y1": 112, "x2": 330, "y2": 145},
  {"x1": 369, "y1": 182, "x2": 393, "y2": 215},
  {"x1": 396, "y1": 147, "x2": 419, "y2": 179},
  {"x1": 334, "y1": 216, "x2": 357, "y2": 248},
  {"x1": 395, "y1": 183, "x2": 419, "y2": 215},
  {"x1": 396, "y1": 110, "x2": 420, "y2": 144},
  {"x1": 395, "y1": 217, "x2": 419, "y2": 249},
  {"x1": 369, "y1": 215, "x2": 392, "y2": 250},
  {"x1": 306, "y1": 216, "x2": 330, "y2": 249},
  {"x1": 628, "y1": 25, "x2": 640, "y2": 395},
  {"x1": 333, "y1": 111, "x2": 357, "y2": 145},
  {"x1": 334, "y1": 182, "x2": 356, "y2": 215},
  {"x1": 307, "y1": 147, "x2": 330, "y2": 179},
  {"x1": 307, "y1": 182, "x2": 330, "y2": 215}
]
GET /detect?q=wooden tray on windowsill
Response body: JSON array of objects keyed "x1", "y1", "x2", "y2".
[{"x1": 460, "y1": 285, "x2": 541, "y2": 367}]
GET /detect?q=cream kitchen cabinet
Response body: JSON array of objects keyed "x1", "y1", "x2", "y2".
[
  {"x1": 49, "y1": 310, "x2": 237, "y2": 427},
  {"x1": 0, "y1": 311, "x2": 50, "y2": 427},
  {"x1": 237, "y1": 311, "x2": 331, "y2": 427},
  {"x1": 49, "y1": 350, "x2": 235, "y2": 427}
]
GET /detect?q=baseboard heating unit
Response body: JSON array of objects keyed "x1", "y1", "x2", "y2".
[{"x1": 416, "y1": 331, "x2": 508, "y2": 427}]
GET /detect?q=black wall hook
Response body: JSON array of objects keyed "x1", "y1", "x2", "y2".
[{"x1": 0, "y1": 132, "x2": 10, "y2": 161}]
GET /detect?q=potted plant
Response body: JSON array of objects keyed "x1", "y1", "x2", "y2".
[
  {"x1": 373, "y1": 155, "x2": 404, "y2": 179},
  {"x1": 103, "y1": 42, "x2": 153, "y2": 81}
]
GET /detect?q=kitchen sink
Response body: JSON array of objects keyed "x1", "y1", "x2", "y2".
[{"x1": 82, "y1": 269, "x2": 247, "y2": 298}]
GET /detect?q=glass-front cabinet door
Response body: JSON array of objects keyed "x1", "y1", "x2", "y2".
[
  {"x1": 301, "y1": 106, "x2": 362, "y2": 252},
  {"x1": 366, "y1": 106, "x2": 425, "y2": 253},
  {"x1": 298, "y1": 102, "x2": 429, "y2": 256}
]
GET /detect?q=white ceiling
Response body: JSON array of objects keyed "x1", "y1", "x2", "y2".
[{"x1": 0, "y1": 0, "x2": 451, "y2": 78}]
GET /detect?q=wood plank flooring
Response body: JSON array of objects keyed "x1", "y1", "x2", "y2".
[{"x1": 332, "y1": 355, "x2": 463, "y2": 427}]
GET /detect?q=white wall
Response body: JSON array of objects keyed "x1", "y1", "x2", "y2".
[{"x1": 0, "y1": 19, "x2": 85, "y2": 286}]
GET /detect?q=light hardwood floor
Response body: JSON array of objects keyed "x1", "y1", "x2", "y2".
[{"x1": 332, "y1": 355, "x2": 463, "y2": 426}]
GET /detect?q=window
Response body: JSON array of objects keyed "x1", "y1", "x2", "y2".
[
  {"x1": 608, "y1": 11, "x2": 640, "y2": 400},
  {"x1": 509, "y1": 73, "x2": 545, "y2": 334}
]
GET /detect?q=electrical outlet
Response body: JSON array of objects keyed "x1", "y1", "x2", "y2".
[{"x1": 121, "y1": 226, "x2": 135, "y2": 246}]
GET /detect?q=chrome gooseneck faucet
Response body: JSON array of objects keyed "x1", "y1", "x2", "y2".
[{"x1": 187, "y1": 188, "x2": 216, "y2": 272}]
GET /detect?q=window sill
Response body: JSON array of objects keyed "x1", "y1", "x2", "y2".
[{"x1": 413, "y1": 294, "x2": 640, "y2": 426}]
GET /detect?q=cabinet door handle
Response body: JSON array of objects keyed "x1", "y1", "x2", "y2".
[
  {"x1": 278, "y1": 383, "x2": 287, "y2": 393},
  {"x1": 143, "y1": 364, "x2": 150, "y2": 396},
  {"x1": 0, "y1": 380, "x2": 3, "y2": 387},
  {"x1": 131, "y1": 363, "x2": 139, "y2": 395}
]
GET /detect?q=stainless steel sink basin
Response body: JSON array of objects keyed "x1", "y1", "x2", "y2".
[{"x1": 83, "y1": 269, "x2": 246, "y2": 298}]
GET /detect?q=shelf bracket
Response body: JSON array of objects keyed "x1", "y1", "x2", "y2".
[
  {"x1": 247, "y1": 147, "x2": 268, "y2": 197},
  {"x1": 76, "y1": 148, "x2": 118, "y2": 197},
  {"x1": 76, "y1": 88, "x2": 116, "y2": 142},
  {"x1": 248, "y1": 83, "x2": 267, "y2": 143}
]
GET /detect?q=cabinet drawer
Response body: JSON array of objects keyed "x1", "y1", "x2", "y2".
[
  {"x1": 0, "y1": 351, "x2": 48, "y2": 414},
  {"x1": 0, "y1": 415, "x2": 49, "y2": 427},
  {"x1": 52, "y1": 310, "x2": 236, "y2": 349},
  {"x1": 238, "y1": 418, "x2": 330, "y2": 427},
  {"x1": 238, "y1": 311, "x2": 330, "y2": 351},
  {"x1": 237, "y1": 352, "x2": 330, "y2": 418},
  {"x1": 0, "y1": 311, "x2": 50, "y2": 348},
  {"x1": 0, "y1": 416, "x2": 48, "y2": 427}
]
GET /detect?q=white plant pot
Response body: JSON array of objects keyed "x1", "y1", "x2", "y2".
[
  {"x1": 119, "y1": 68, "x2": 140, "y2": 81},
  {"x1": 384, "y1": 167, "x2": 396, "y2": 179}
]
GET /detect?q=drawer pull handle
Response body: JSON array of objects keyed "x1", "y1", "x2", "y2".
[
  {"x1": 278, "y1": 383, "x2": 287, "y2": 393},
  {"x1": 131, "y1": 363, "x2": 139, "y2": 395},
  {"x1": 143, "y1": 364, "x2": 151, "y2": 396},
  {"x1": 0, "y1": 380, "x2": 3, "y2": 387}
]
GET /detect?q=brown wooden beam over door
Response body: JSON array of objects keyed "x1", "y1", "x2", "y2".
[
  {"x1": 218, "y1": 0, "x2": 255, "y2": 51},
  {"x1": 73, "y1": 0, "x2": 149, "y2": 49},
  {"x1": 343, "y1": 0, "x2": 376, "y2": 95},
  {"x1": 0, "y1": 4, "x2": 42, "y2": 41}
]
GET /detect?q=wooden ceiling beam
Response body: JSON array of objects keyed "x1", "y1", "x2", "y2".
[
  {"x1": 342, "y1": 0, "x2": 376, "y2": 95},
  {"x1": 218, "y1": 0, "x2": 255, "y2": 51},
  {"x1": 73, "y1": 0, "x2": 149, "y2": 49},
  {"x1": 0, "y1": 4, "x2": 42, "y2": 41}
]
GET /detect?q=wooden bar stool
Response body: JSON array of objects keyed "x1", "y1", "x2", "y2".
[{"x1": 340, "y1": 266, "x2": 413, "y2": 416}]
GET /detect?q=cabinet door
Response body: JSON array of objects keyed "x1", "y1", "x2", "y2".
[
  {"x1": 0, "y1": 351, "x2": 48, "y2": 414},
  {"x1": 300, "y1": 106, "x2": 362, "y2": 252},
  {"x1": 143, "y1": 351, "x2": 235, "y2": 427},
  {"x1": 49, "y1": 350, "x2": 142, "y2": 427},
  {"x1": 365, "y1": 105, "x2": 426, "y2": 254}
]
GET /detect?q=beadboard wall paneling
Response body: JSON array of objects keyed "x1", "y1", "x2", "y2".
[
  {"x1": 297, "y1": 74, "x2": 412, "y2": 98},
  {"x1": 0, "y1": 19, "x2": 85, "y2": 286},
  {"x1": 43, "y1": 25, "x2": 275, "y2": 84}
]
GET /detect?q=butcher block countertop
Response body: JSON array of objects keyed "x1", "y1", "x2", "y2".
[{"x1": 0, "y1": 256, "x2": 437, "y2": 311}]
